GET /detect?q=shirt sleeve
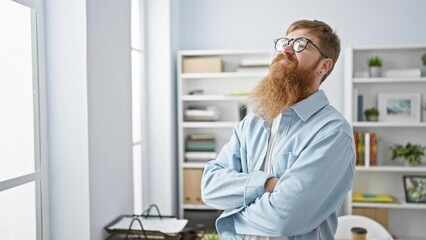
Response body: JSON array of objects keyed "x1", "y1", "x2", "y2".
[
  {"x1": 233, "y1": 130, "x2": 355, "y2": 237},
  {"x1": 201, "y1": 119, "x2": 272, "y2": 211}
]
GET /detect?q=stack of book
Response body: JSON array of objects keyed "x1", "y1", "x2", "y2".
[
  {"x1": 184, "y1": 106, "x2": 220, "y2": 121},
  {"x1": 354, "y1": 131, "x2": 381, "y2": 167},
  {"x1": 237, "y1": 58, "x2": 270, "y2": 73},
  {"x1": 185, "y1": 133, "x2": 217, "y2": 162}
]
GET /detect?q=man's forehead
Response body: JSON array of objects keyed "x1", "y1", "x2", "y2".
[
  {"x1": 286, "y1": 29, "x2": 312, "y2": 38},
  {"x1": 286, "y1": 29, "x2": 318, "y2": 41}
]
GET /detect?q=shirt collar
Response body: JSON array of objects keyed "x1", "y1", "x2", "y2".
[{"x1": 290, "y1": 90, "x2": 329, "y2": 121}]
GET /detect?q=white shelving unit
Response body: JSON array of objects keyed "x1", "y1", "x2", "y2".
[
  {"x1": 344, "y1": 45, "x2": 426, "y2": 239},
  {"x1": 177, "y1": 49, "x2": 273, "y2": 229}
]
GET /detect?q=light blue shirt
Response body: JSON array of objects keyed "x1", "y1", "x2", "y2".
[{"x1": 201, "y1": 90, "x2": 355, "y2": 240}]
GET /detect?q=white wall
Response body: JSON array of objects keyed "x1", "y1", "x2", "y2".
[
  {"x1": 45, "y1": 0, "x2": 91, "y2": 239},
  {"x1": 45, "y1": 0, "x2": 133, "y2": 239},
  {"x1": 176, "y1": 0, "x2": 426, "y2": 112},
  {"x1": 86, "y1": 0, "x2": 133, "y2": 239},
  {"x1": 144, "y1": 0, "x2": 177, "y2": 215}
]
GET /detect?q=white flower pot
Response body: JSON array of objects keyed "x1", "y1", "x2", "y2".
[{"x1": 369, "y1": 66, "x2": 382, "y2": 78}]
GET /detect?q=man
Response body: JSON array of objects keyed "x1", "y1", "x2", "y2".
[{"x1": 201, "y1": 19, "x2": 355, "y2": 240}]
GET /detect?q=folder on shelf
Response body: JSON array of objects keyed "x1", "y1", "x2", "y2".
[
  {"x1": 353, "y1": 193, "x2": 395, "y2": 203},
  {"x1": 104, "y1": 204, "x2": 188, "y2": 239},
  {"x1": 183, "y1": 169, "x2": 203, "y2": 204}
]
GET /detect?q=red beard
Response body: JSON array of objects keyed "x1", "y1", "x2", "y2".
[{"x1": 248, "y1": 53, "x2": 317, "y2": 123}]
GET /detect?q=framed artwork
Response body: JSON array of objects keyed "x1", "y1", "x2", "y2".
[
  {"x1": 378, "y1": 93, "x2": 421, "y2": 123},
  {"x1": 403, "y1": 175, "x2": 426, "y2": 203}
]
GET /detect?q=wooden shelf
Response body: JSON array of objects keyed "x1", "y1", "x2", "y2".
[
  {"x1": 353, "y1": 77, "x2": 426, "y2": 83},
  {"x1": 181, "y1": 72, "x2": 267, "y2": 79},
  {"x1": 182, "y1": 121, "x2": 237, "y2": 128},
  {"x1": 183, "y1": 204, "x2": 216, "y2": 210},
  {"x1": 353, "y1": 197, "x2": 426, "y2": 210},
  {"x1": 352, "y1": 122, "x2": 426, "y2": 127},
  {"x1": 182, "y1": 95, "x2": 247, "y2": 102},
  {"x1": 355, "y1": 166, "x2": 426, "y2": 172},
  {"x1": 182, "y1": 162, "x2": 206, "y2": 169}
]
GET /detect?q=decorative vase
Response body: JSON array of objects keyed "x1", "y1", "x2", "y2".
[
  {"x1": 366, "y1": 115, "x2": 378, "y2": 122},
  {"x1": 369, "y1": 66, "x2": 382, "y2": 78}
]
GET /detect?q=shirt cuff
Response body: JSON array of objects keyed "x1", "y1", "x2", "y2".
[{"x1": 244, "y1": 170, "x2": 273, "y2": 206}]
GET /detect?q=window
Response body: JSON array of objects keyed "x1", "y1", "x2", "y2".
[{"x1": 0, "y1": 0, "x2": 48, "y2": 239}]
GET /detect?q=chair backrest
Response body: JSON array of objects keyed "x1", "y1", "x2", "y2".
[{"x1": 335, "y1": 215, "x2": 394, "y2": 240}]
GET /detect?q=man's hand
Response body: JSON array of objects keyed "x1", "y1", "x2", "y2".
[{"x1": 264, "y1": 177, "x2": 279, "y2": 193}]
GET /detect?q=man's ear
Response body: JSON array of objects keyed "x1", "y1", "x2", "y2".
[{"x1": 321, "y1": 58, "x2": 333, "y2": 74}]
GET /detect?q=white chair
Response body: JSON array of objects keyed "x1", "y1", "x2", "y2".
[{"x1": 335, "y1": 215, "x2": 394, "y2": 240}]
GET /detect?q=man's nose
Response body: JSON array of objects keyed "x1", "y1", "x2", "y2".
[{"x1": 282, "y1": 43, "x2": 294, "y2": 55}]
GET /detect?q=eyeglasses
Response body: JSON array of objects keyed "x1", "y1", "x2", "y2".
[{"x1": 274, "y1": 37, "x2": 328, "y2": 58}]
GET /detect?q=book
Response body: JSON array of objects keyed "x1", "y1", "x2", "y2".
[
  {"x1": 353, "y1": 88, "x2": 358, "y2": 122},
  {"x1": 383, "y1": 68, "x2": 421, "y2": 78},
  {"x1": 370, "y1": 132, "x2": 378, "y2": 166},
  {"x1": 364, "y1": 132, "x2": 370, "y2": 167},
  {"x1": 229, "y1": 91, "x2": 250, "y2": 96},
  {"x1": 240, "y1": 58, "x2": 271, "y2": 67},
  {"x1": 357, "y1": 132, "x2": 365, "y2": 166},
  {"x1": 353, "y1": 193, "x2": 395, "y2": 203},
  {"x1": 184, "y1": 106, "x2": 220, "y2": 121},
  {"x1": 185, "y1": 137, "x2": 216, "y2": 152},
  {"x1": 184, "y1": 109, "x2": 219, "y2": 121},
  {"x1": 188, "y1": 133, "x2": 215, "y2": 140},
  {"x1": 354, "y1": 132, "x2": 359, "y2": 165},
  {"x1": 186, "y1": 139, "x2": 215, "y2": 145},
  {"x1": 376, "y1": 138, "x2": 383, "y2": 166},
  {"x1": 185, "y1": 151, "x2": 217, "y2": 161},
  {"x1": 185, "y1": 143, "x2": 215, "y2": 152},
  {"x1": 357, "y1": 95, "x2": 364, "y2": 122},
  {"x1": 237, "y1": 66, "x2": 268, "y2": 73}
]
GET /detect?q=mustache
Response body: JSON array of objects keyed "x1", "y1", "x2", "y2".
[{"x1": 272, "y1": 52, "x2": 295, "y2": 65}]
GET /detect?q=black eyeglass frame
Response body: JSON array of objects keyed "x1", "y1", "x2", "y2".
[{"x1": 274, "y1": 37, "x2": 329, "y2": 58}]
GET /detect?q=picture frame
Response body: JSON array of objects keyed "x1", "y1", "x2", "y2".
[
  {"x1": 378, "y1": 93, "x2": 421, "y2": 123},
  {"x1": 403, "y1": 175, "x2": 426, "y2": 203}
]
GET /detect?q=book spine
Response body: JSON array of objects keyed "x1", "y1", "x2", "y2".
[
  {"x1": 376, "y1": 138, "x2": 383, "y2": 166},
  {"x1": 364, "y1": 132, "x2": 370, "y2": 167},
  {"x1": 353, "y1": 88, "x2": 358, "y2": 122},
  {"x1": 358, "y1": 132, "x2": 364, "y2": 166},
  {"x1": 370, "y1": 132, "x2": 377, "y2": 166},
  {"x1": 354, "y1": 132, "x2": 359, "y2": 166},
  {"x1": 185, "y1": 144, "x2": 216, "y2": 151},
  {"x1": 357, "y1": 95, "x2": 364, "y2": 122}
]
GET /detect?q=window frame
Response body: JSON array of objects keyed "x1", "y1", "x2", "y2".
[{"x1": 0, "y1": 0, "x2": 49, "y2": 239}]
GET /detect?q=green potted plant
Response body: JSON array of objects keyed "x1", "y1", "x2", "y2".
[
  {"x1": 367, "y1": 55, "x2": 383, "y2": 77},
  {"x1": 421, "y1": 53, "x2": 426, "y2": 77},
  {"x1": 364, "y1": 107, "x2": 379, "y2": 121},
  {"x1": 390, "y1": 142, "x2": 426, "y2": 166}
]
